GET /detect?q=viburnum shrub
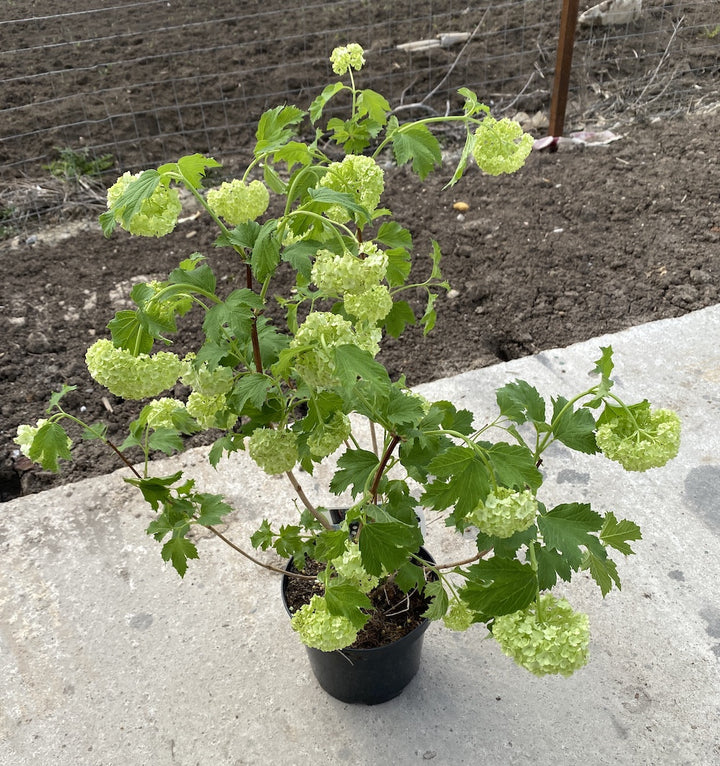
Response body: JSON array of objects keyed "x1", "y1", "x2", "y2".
[{"x1": 16, "y1": 45, "x2": 681, "y2": 676}]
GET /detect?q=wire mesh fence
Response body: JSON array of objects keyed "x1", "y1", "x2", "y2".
[{"x1": 1, "y1": 0, "x2": 718, "y2": 234}]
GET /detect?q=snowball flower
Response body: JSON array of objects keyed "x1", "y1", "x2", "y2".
[
  {"x1": 290, "y1": 595, "x2": 359, "y2": 651},
  {"x1": 318, "y1": 154, "x2": 384, "y2": 222},
  {"x1": 307, "y1": 411, "x2": 352, "y2": 458},
  {"x1": 596, "y1": 407, "x2": 681, "y2": 471},
  {"x1": 107, "y1": 172, "x2": 182, "y2": 237},
  {"x1": 344, "y1": 285, "x2": 393, "y2": 324},
  {"x1": 289, "y1": 312, "x2": 356, "y2": 389},
  {"x1": 468, "y1": 487, "x2": 538, "y2": 539},
  {"x1": 492, "y1": 595, "x2": 590, "y2": 677},
  {"x1": 472, "y1": 117, "x2": 533, "y2": 176},
  {"x1": 247, "y1": 427, "x2": 298, "y2": 474},
  {"x1": 311, "y1": 244, "x2": 388, "y2": 297},
  {"x1": 206, "y1": 179, "x2": 269, "y2": 225},
  {"x1": 329, "y1": 43, "x2": 365, "y2": 76},
  {"x1": 85, "y1": 339, "x2": 184, "y2": 400}
]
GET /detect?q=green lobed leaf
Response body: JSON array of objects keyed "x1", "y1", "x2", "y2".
[
  {"x1": 385, "y1": 247, "x2": 413, "y2": 287},
  {"x1": 147, "y1": 427, "x2": 184, "y2": 455},
  {"x1": 422, "y1": 445, "x2": 492, "y2": 517},
  {"x1": 27, "y1": 421, "x2": 72, "y2": 472},
  {"x1": 46, "y1": 384, "x2": 77, "y2": 412},
  {"x1": 228, "y1": 373, "x2": 273, "y2": 413},
  {"x1": 107, "y1": 310, "x2": 155, "y2": 354},
  {"x1": 251, "y1": 219, "x2": 281, "y2": 282},
  {"x1": 583, "y1": 548, "x2": 621, "y2": 596},
  {"x1": 161, "y1": 535, "x2": 199, "y2": 578},
  {"x1": 358, "y1": 521, "x2": 423, "y2": 577},
  {"x1": 357, "y1": 89, "x2": 390, "y2": 126},
  {"x1": 124, "y1": 471, "x2": 183, "y2": 510},
  {"x1": 324, "y1": 581, "x2": 372, "y2": 630},
  {"x1": 534, "y1": 543, "x2": 574, "y2": 590},
  {"x1": 391, "y1": 121, "x2": 442, "y2": 180},
  {"x1": 461, "y1": 557, "x2": 537, "y2": 617},
  {"x1": 485, "y1": 441, "x2": 543, "y2": 491},
  {"x1": 537, "y1": 503, "x2": 605, "y2": 570},
  {"x1": 176, "y1": 153, "x2": 221, "y2": 188},
  {"x1": 496, "y1": 379, "x2": 546, "y2": 425},
  {"x1": 384, "y1": 300, "x2": 416, "y2": 338},
  {"x1": 422, "y1": 580, "x2": 450, "y2": 620},
  {"x1": 600, "y1": 512, "x2": 642, "y2": 556},
  {"x1": 377, "y1": 221, "x2": 413, "y2": 251},
  {"x1": 255, "y1": 105, "x2": 306, "y2": 155},
  {"x1": 309, "y1": 81, "x2": 345, "y2": 123},
  {"x1": 551, "y1": 397, "x2": 598, "y2": 454},
  {"x1": 195, "y1": 493, "x2": 234, "y2": 527},
  {"x1": 329, "y1": 448, "x2": 379, "y2": 497},
  {"x1": 168, "y1": 262, "x2": 217, "y2": 295},
  {"x1": 591, "y1": 345, "x2": 615, "y2": 400}
]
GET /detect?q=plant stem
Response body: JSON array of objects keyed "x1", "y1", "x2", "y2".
[
  {"x1": 206, "y1": 525, "x2": 316, "y2": 579},
  {"x1": 432, "y1": 549, "x2": 491, "y2": 570},
  {"x1": 370, "y1": 433, "x2": 400, "y2": 502},
  {"x1": 285, "y1": 469, "x2": 332, "y2": 529},
  {"x1": 246, "y1": 264, "x2": 264, "y2": 373}
]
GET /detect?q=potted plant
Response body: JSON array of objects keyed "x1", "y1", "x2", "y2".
[{"x1": 15, "y1": 44, "x2": 681, "y2": 704}]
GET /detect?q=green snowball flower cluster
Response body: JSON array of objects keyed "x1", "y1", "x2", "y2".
[
  {"x1": 443, "y1": 599, "x2": 475, "y2": 632},
  {"x1": 186, "y1": 391, "x2": 237, "y2": 430},
  {"x1": 307, "y1": 411, "x2": 352, "y2": 458},
  {"x1": 596, "y1": 407, "x2": 681, "y2": 471},
  {"x1": 143, "y1": 398, "x2": 185, "y2": 429},
  {"x1": 107, "y1": 172, "x2": 182, "y2": 237},
  {"x1": 182, "y1": 356, "x2": 235, "y2": 396},
  {"x1": 318, "y1": 154, "x2": 384, "y2": 222},
  {"x1": 472, "y1": 117, "x2": 534, "y2": 176},
  {"x1": 247, "y1": 427, "x2": 298, "y2": 474},
  {"x1": 290, "y1": 595, "x2": 359, "y2": 651},
  {"x1": 329, "y1": 43, "x2": 365, "y2": 76},
  {"x1": 331, "y1": 542, "x2": 379, "y2": 592},
  {"x1": 289, "y1": 312, "x2": 356, "y2": 389},
  {"x1": 492, "y1": 595, "x2": 590, "y2": 677},
  {"x1": 344, "y1": 284, "x2": 393, "y2": 323},
  {"x1": 311, "y1": 243, "x2": 388, "y2": 297},
  {"x1": 206, "y1": 179, "x2": 270, "y2": 225},
  {"x1": 467, "y1": 487, "x2": 538, "y2": 539},
  {"x1": 85, "y1": 339, "x2": 184, "y2": 400}
]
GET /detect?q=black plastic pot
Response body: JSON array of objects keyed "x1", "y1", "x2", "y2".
[{"x1": 281, "y1": 547, "x2": 434, "y2": 705}]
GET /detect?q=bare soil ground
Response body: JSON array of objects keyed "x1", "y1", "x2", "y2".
[{"x1": 1, "y1": 1, "x2": 718, "y2": 501}]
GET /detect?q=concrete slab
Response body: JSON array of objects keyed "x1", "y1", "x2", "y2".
[{"x1": 1, "y1": 305, "x2": 719, "y2": 766}]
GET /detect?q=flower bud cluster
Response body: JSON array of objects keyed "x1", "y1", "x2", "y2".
[
  {"x1": 596, "y1": 407, "x2": 681, "y2": 471},
  {"x1": 85, "y1": 339, "x2": 184, "y2": 400},
  {"x1": 186, "y1": 392, "x2": 237, "y2": 430},
  {"x1": 248, "y1": 427, "x2": 298, "y2": 474},
  {"x1": 206, "y1": 179, "x2": 270, "y2": 225},
  {"x1": 307, "y1": 411, "x2": 352, "y2": 458},
  {"x1": 181, "y1": 356, "x2": 235, "y2": 397},
  {"x1": 143, "y1": 398, "x2": 185, "y2": 429},
  {"x1": 290, "y1": 312, "x2": 381, "y2": 389},
  {"x1": 107, "y1": 172, "x2": 182, "y2": 237},
  {"x1": 329, "y1": 43, "x2": 365, "y2": 76},
  {"x1": 443, "y1": 599, "x2": 475, "y2": 632},
  {"x1": 290, "y1": 595, "x2": 359, "y2": 652},
  {"x1": 467, "y1": 487, "x2": 538, "y2": 539},
  {"x1": 492, "y1": 595, "x2": 590, "y2": 677},
  {"x1": 318, "y1": 154, "x2": 384, "y2": 223},
  {"x1": 331, "y1": 541, "x2": 379, "y2": 592},
  {"x1": 472, "y1": 117, "x2": 534, "y2": 176}
]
